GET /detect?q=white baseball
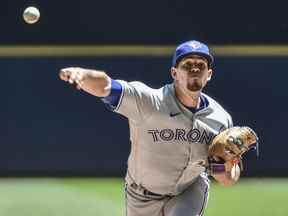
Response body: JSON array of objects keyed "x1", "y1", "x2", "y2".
[
  {"x1": 23, "y1": 7, "x2": 40, "y2": 24},
  {"x1": 231, "y1": 163, "x2": 240, "y2": 180}
]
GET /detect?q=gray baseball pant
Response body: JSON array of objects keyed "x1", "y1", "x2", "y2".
[{"x1": 125, "y1": 176, "x2": 209, "y2": 216}]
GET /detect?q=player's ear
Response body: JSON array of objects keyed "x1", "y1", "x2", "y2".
[
  {"x1": 170, "y1": 67, "x2": 177, "y2": 80},
  {"x1": 207, "y1": 69, "x2": 213, "y2": 81}
]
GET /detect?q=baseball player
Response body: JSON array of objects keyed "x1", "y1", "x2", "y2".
[{"x1": 59, "y1": 40, "x2": 240, "y2": 216}]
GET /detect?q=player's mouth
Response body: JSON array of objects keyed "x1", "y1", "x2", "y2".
[
  {"x1": 188, "y1": 73, "x2": 201, "y2": 78},
  {"x1": 187, "y1": 70, "x2": 201, "y2": 78}
]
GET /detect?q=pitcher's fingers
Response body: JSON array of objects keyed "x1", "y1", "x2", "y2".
[
  {"x1": 59, "y1": 70, "x2": 70, "y2": 81},
  {"x1": 69, "y1": 71, "x2": 77, "y2": 84},
  {"x1": 232, "y1": 156, "x2": 241, "y2": 164},
  {"x1": 75, "y1": 71, "x2": 83, "y2": 83},
  {"x1": 75, "y1": 79, "x2": 83, "y2": 90}
]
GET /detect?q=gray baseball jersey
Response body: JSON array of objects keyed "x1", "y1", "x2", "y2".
[{"x1": 112, "y1": 80, "x2": 232, "y2": 196}]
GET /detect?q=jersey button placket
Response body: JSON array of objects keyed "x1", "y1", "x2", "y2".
[{"x1": 188, "y1": 115, "x2": 196, "y2": 162}]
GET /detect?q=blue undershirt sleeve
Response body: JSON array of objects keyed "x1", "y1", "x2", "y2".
[{"x1": 101, "y1": 79, "x2": 123, "y2": 109}]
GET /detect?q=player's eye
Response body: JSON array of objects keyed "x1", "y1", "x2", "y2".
[
  {"x1": 179, "y1": 63, "x2": 193, "y2": 71},
  {"x1": 180, "y1": 62, "x2": 207, "y2": 71},
  {"x1": 197, "y1": 62, "x2": 207, "y2": 70}
]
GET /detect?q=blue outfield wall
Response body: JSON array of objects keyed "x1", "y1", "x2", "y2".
[
  {"x1": 3, "y1": 1, "x2": 288, "y2": 44},
  {"x1": 2, "y1": 56, "x2": 288, "y2": 177}
]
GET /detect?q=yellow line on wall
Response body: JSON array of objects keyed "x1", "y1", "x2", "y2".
[
  {"x1": 0, "y1": 45, "x2": 288, "y2": 57},
  {"x1": 213, "y1": 45, "x2": 288, "y2": 56},
  {"x1": 0, "y1": 45, "x2": 173, "y2": 57}
]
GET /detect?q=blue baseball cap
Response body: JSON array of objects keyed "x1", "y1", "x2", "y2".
[{"x1": 172, "y1": 40, "x2": 214, "y2": 67}]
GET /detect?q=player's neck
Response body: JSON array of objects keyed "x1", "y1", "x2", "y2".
[{"x1": 174, "y1": 84, "x2": 201, "y2": 108}]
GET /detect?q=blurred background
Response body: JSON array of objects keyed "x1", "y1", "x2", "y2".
[{"x1": 1, "y1": 0, "x2": 288, "y2": 215}]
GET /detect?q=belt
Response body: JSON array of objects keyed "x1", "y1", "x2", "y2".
[
  {"x1": 126, "y1": 171, "x2": 173, "y2": 199},
  {"x1": 129, "y1": 182, "x2": 170, "y2": 199}
]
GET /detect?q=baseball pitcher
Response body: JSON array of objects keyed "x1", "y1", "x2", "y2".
[{"x1": 59, "y1": 40, "x2": 256, "y2": 216}]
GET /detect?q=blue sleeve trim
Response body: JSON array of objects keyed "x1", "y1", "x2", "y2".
[{"x1": 101, "y1": 79, "x2": 123, "y2": 109}]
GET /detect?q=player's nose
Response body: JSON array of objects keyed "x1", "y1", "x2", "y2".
[
  {"x1": 189, "y1": 67, "x2": 200, "y2": 74},
  {"x1": 187, "y1": 68, "x2": 201, "y2": 77}
]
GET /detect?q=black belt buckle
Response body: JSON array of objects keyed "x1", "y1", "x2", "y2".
[
  {"x1": 143, "y1": 188, "x2": 164, "y2": 198},
  {"x1": 130, "y1": 182, "x2": 162, "y2": 197},
  {"x1": 130, "y1": 182, "x2": 171, "y2": 199}
]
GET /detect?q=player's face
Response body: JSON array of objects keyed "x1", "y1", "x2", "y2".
[{"x1": 172, "y1": 55, "x2": 213, "y2": 92}]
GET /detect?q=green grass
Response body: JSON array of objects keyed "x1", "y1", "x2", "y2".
[
  {"x1": 206, "y1": 178, "x2": 288, "y2": 216},
  {"x1": 0, "y1": 178, "x2": 287, "y2": 216}
]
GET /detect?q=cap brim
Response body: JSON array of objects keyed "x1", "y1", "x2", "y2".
[{"x1": 175, "y1": 52, "x2": 213, "y2": 66}]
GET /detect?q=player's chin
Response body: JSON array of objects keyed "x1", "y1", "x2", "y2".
[{"x1": 187, "y1": 82, "x2": 202, "y2": 92}]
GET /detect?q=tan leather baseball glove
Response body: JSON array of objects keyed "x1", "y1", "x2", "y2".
[{"x1": 208, "y1": 126, "x2": 259, "y2": 175}]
